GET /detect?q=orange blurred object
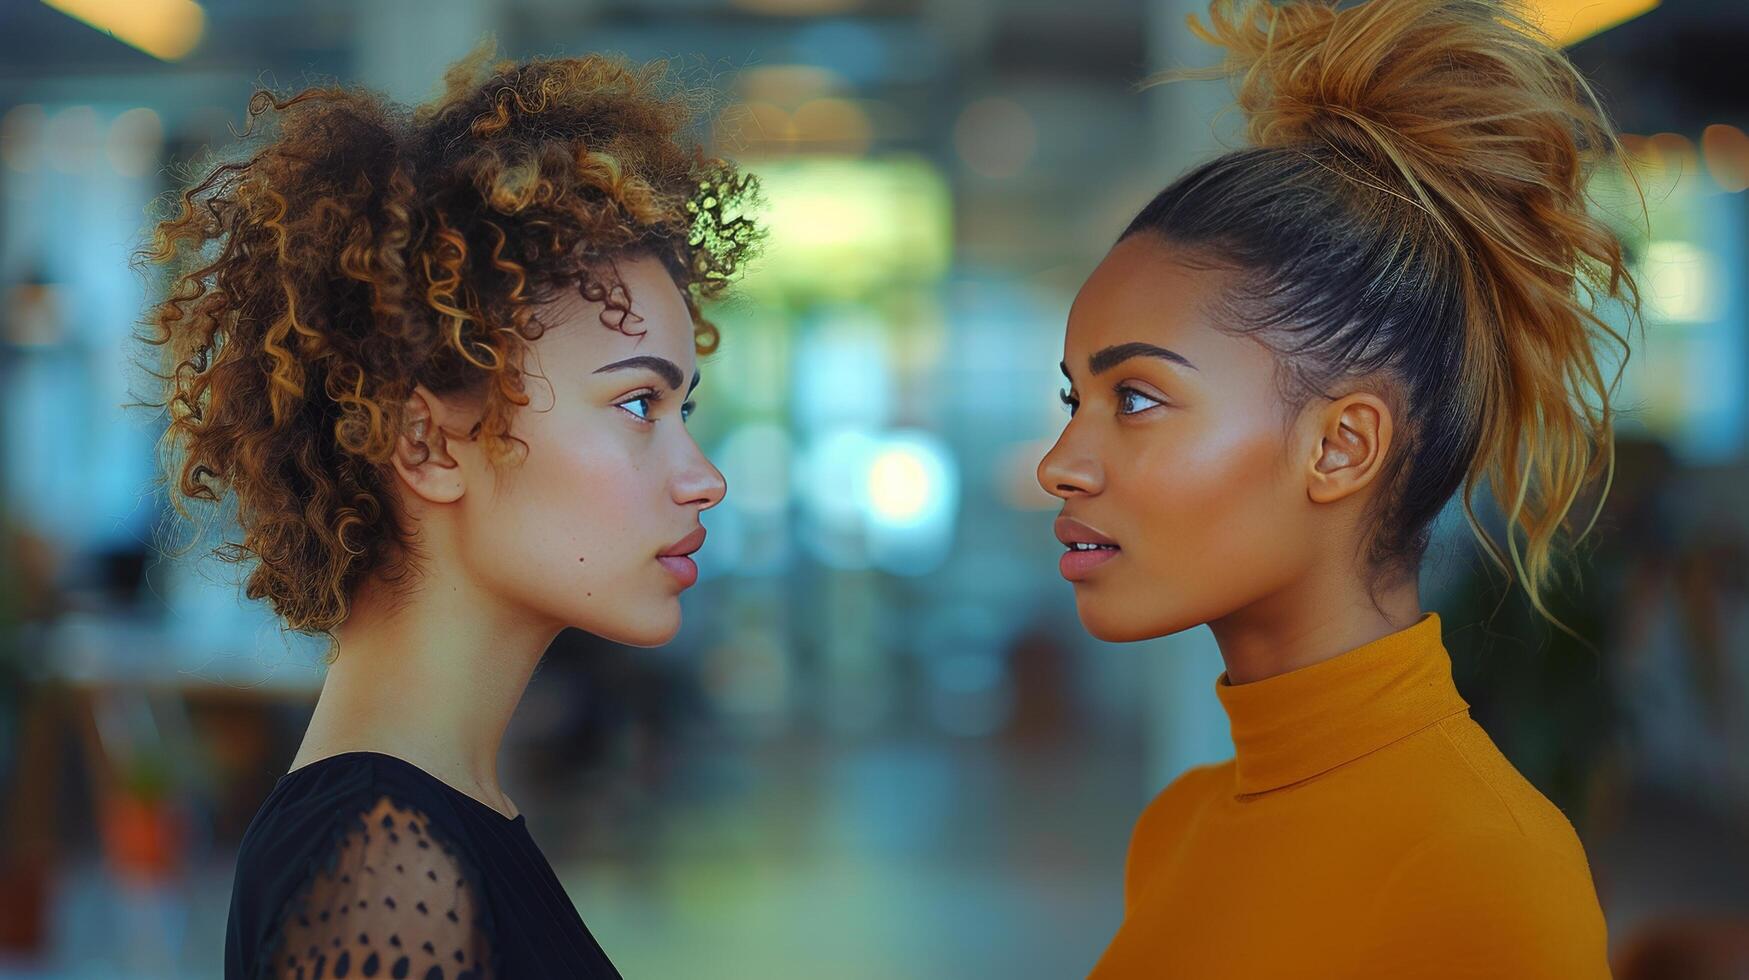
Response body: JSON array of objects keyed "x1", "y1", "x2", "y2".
[
  {"x1": 99, "y1": 793, "x2": 188, "y2": 883},
  {"x1": 1700, "y1": 124, "x2": 1749, "y2": 193}
]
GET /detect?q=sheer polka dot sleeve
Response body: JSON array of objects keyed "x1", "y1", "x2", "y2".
[{"x1": 261, "y1": 795, "x2": 495, "y2": 980}]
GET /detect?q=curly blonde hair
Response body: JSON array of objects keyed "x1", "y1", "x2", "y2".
[{"x1": 137, "y1": 46, "x2": 760, "y2": 643}]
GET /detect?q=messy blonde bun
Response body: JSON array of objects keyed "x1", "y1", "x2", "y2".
[{"x1": 1126, "y1": 0, "x2": 1642, "y2": 624}]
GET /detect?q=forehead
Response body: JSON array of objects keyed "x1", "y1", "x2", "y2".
[
  {"x1": 1065, "y1": 235, "x2": 1232, "y2": 359},
  {"x1": 538, "y1": 255, "x2": 697, "y2": 368}
]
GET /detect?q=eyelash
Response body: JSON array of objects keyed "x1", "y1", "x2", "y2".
[
  {"x1": 1058, "y1": 385, "x2": 1165, "y2": 417},
  {"x1": 616, "y1": 389, "x2": 698, "y2": 424}
]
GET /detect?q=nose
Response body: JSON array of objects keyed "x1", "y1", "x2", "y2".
[
  {"x1": 673, "y1": 437, "x2": 727, "y2": 511},
  {"x1": 1037, "y1": 426, "x2": 1103, "y2": 500}
]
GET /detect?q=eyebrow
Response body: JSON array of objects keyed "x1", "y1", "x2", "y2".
[
  {"x1": 1062, "y1": 342, "x2": 1199, "y2": 379},
  {"x1": 593, "y1": 355, "x2": 700, "y2": 394}
]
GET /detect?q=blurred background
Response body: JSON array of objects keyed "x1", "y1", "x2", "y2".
[{"x1": 0, "y1": 0, "x2": 1745, "y2": 976}]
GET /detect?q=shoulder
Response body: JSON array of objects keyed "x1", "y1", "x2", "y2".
[
  {"x1": 1135, "y1": 759, "x2": 1232, "y2": 835},
  {"x1": 1122, "y1": 760, "x2": 1233, "y2": 908},
  {"x1": 1359, "y1": 825, "x2": 1610, "y2": 977},
  {"x1": 1355, "y1": 717, "x2": 1609, "y2": 972},
  {"x1": 235, "y1": 754, "x2": 478, "y2": 884},
  {"x1": 268, "y1": 791, "x2": 495, "y2": 980},
  {"x1": 1378, "y1": 824, "x2": 1601, "y2": 898},
  {"x1": 1426, "y1": 715, "x2": 1591, "y2": 853},
  {"x1": 230, "y1": 756, "x2": 497, "y2": 980}
]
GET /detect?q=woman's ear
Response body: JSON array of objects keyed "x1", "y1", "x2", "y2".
[
  {"x1": 390, "y1": 385, "x2": 466, "y2": 506},
  {"x1": 1306, "y1": 392, "x2": 1394, "y2": 506}
]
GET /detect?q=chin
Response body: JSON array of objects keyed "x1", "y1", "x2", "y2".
[
  {"x1": 1073, "y1": 592, "x2": 1188, "y2": 644},
  {"x1": 586, "y1": 601, "x2": 682, "y2": 648}
]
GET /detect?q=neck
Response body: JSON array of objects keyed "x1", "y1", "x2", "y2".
[
  {"x1": 291, "y1": 555, "x2": 560, "y2": 818},
  {"x1": 1210, "y1": 566, "x2": 1422, "y2": 686}
]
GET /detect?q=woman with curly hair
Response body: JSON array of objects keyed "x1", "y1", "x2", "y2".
[
  {"x1": 1040, "y1": 0, "x2": 1639, "y2": 975},
  {"x1": 139, "y1": 45, "x2": 757, "y2": 979}
]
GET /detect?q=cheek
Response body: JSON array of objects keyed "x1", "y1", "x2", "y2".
[
  {"x1": 1096, "y1": 414, "x2": 1307, "y2": 629},
  {"x1": 1129, "y1": 417, "x2": 1293, "y2": 540},
  {"x1": 509, "y1": 425, "x2": 693, "y2": 646},
  {"x1": 465, "y1": 417, "x2": 660, "y2": 605},
  {"x1": 514, "y1": 432, "x2": 645, "y2": 560}
]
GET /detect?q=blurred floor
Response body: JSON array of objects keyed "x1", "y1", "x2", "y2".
[{"x1": 558, "y1": 735, "x2": 1140, "y2": 979}]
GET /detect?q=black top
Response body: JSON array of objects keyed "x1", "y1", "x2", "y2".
[{"x1": 224, "y1": 750, "x2": 621, "y2": 979}]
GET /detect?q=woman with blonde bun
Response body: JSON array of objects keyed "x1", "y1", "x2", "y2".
[{"x1": 1039, "y1": 0, "x2": 1638, "y2": 975}]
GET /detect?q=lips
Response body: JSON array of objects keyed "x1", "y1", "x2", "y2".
[
  {"x1": 660, "y1": 527, "x2": 706, "y2": 558},
  {"x1": 1054, "y1": 515, "x2": 1120, "y2": 582},
  {"x1": 657, "y1": 526, "x2": 706, "y2": 589}
]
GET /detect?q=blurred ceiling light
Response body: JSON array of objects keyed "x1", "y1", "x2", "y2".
[
  {"x1": 861, "y1": 431, "x2": 959, "y2": 575},
  {"x1": 1526, "y1": 0, "x2": 1658, "y2": 46},
  {"x1": 1648, "y1": 131, "x2": 1698, "y2": 170},
  {"x1": 104, "y1": 107, "x2": 163, "y2": 177},
  {"x1": 746, "y1": 158, "x2": 951, "y2": 297},
  {"x1": 954, "y1": 98, "x2": 1037, "y2": 179},
  {"x1": 797, "y1": 428, "x2": 878, "y2": 569},
  {"x1": 1640, "y1": 240, "x2": 1718, "y2": 324},
  {"x1": 866, "y1": 447, "x2": 933, "y2": 525},
  {"x1": 1700, "y1": 124, "x2": 1749, "y2": 194},
  {"x1": 40, "y1": 0, "x2": 205, "y2": 61},
  {"x1": 1623, "y1": 131, "x2": 1699, "y2": 176}
]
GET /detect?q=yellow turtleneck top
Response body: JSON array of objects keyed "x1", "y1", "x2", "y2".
[{"x1": 1088, "y1": 612, "x2": 1611, "y2": 978}]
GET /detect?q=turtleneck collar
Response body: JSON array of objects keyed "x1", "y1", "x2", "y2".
[{"x1": 1213, "y1": 612, "x2": 1469, "y2": 797}]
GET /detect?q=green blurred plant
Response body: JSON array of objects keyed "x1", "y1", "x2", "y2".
[{"x1": 119, "y1": 745, "x2": 174, "y2": 804}]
